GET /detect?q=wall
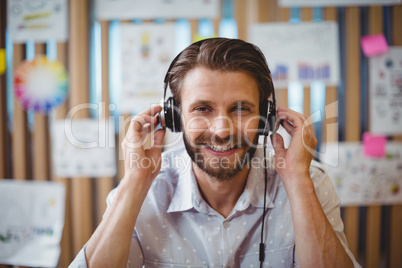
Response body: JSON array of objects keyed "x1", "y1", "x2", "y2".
[{"x1": 0, "y1": 0, "x2": 401, "y2": 267}]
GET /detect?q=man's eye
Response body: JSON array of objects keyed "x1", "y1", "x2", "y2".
[
  {"x1": 233, "y1": 106, "x2": 250, "y2": 112},
  {"x1": 195, "y1": 106, "x2": 211, "y2": 112}
]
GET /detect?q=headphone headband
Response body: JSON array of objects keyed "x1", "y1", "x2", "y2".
[{"x1": 163, "y1": 39, "x2": 208, "y2": 100}]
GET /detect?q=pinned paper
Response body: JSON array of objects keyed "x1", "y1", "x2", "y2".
[
  {"x1": 249, "y1": 22, "x2": 340, "y2": 89},
  {"x1": 319, "y1": 142, "x2": 402, "y2": 206},
  {"x1": 279, "y1": 0, "x2": 402, "y2": 7},
  {"x1": 0, "y1": 49, "x2": 5, "y2": 74},
  {"x1": 95, "y1": 0, "x2": 219, "y2": 20},
  {"x1": 363, "y1": 132, "x2": 387, "y2": 158},
  {"x1": 369, "y1": 47, "x2": 402, "y2": 135},
  {"x1": 7, "y1": 0, "x2": 68, "y2": 43},
  {"x1": 361, "y1": 34, "x2": 388, "y2": 57},
  {"x1": 52, "y1": 119, "x2": 116, "y2": 178},
  {"x1": 120, "y1": 23, "x2": 176, "y2": 113},
  {"x1": 0, "y1": 180, "x2": 65, "y2": 267}
]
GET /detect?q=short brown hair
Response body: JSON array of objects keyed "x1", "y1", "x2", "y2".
[{"x1": 165, "y1": 38, "x2": 275, "y2": 113}]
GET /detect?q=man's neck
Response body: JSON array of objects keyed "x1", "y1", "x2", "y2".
[{"x1": 192, "y1": 163, "x2": 250, "y2": 218}]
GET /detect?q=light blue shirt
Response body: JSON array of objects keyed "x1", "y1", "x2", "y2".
[{"x1": 70, "y1": 146, "x2": 360, "y2": 268}]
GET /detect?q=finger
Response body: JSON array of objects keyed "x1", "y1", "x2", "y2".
[
  {"x1": 277, "y1": 106, "x2": 304, "y2": 118},
  {"x1": 130, "y1": 104, "x2": 162, "y2": 126},
  {"x1": 130, "y1": 115, "x2": 148, "y2": 133},
  {"x1": 277, "y1": 107, "x2": 317, "y2": 140},
  {"x1": 125, "y1": 117, "x2": 154, "y2": 149},
  {"x1": 153, "y1": 128, "x2": 166, "y2": 147},
  {"x1": 271, "y1": 133, "x2": 285, "y2": 151},
  {"x1": 276, "y1": 109, "x2": 305, "y2": 129},
  {"x1": 280, "y1": 119, "x2": 295, "y2": 136},
  {"x1": 272, "y1": 118, "x2": 283, "y2": 134},
  {"x1": 131, "y1": 113, "x2": 160, "y2": 133},
  {"x1": 139, "y1": 104, "x2": 162, "y2": 117},
  {"x1": 141, "y1": 115, "x2": 163, "y2": 137},
  {"x1": 147, "y1": 129, "x2": 166, "y2": 163},
  {"x1": 277, "y1": 106, "x2": 305, "y2": 123}
]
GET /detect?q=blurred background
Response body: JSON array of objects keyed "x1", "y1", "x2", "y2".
[{"x1": 0, "y1": 0, "x2": 401, "y2": 267}]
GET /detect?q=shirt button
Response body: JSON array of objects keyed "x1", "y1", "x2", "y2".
[{"x1": 223, "y1": 222, "x2": 230, "y2": 228}]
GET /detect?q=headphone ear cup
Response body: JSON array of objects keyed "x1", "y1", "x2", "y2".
[
  {"x1": 267, "y1": 100, "x2": 277, "y2": 134},
  {"x1": 259, "y1": 99, "x2": 277, "y2": 136},
  {"x1": 171, "y1": 97, "x2": 182, "y2": 132},
  {"x1": 164, "y1": 97, "x2": 182, "y2": 132},
  {"x1": 258, "y1": 99, "x2": 269, "y2": 136},
  {"x1": 268, "y1": 112, "x2": 276, "y2": 134}
]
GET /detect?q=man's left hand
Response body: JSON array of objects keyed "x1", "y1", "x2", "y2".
[{"x1": 271, "y1": 107, "x2": 317, "y2": 183}]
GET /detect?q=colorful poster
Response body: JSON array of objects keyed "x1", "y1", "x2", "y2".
[
  {"x1": 319, "y1": 142, "x2": 402, "y2": 206},
  {"x1": 249, "y1": 22, "x2": 340, "y2": 89},
  {"x1": 52, "y1": 119, "x2": 116, "y2": 178},
  {"x1": 95, "y1": 0, "x2": 219, "y2": 20},
  {"x1": 14, "y1": 55, "x2": 68, "y2": 114},
  {"x1": 279, "y1": 0, "x2": 401, "y2": 6},
  {"x1": 120, "y1": 23, "x2": 176, "y2": 114},
  {"x1": 0, "y1": 180, "x2": 65, "y2": 267},
  {"x1": 7, "y1": 0, "x2": 68, "y2": 43},
  {"x1": 369, "y1": 47, "x2": 402, "y2": 135}
]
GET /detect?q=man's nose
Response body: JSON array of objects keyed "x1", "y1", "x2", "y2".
[{"x1": 209, "y1": 116, "x2": 234, "y2": 139}]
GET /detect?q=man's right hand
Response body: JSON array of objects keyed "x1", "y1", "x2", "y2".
[
  {"x1": 122, "y1": 104, "x2": 166, "y2": 187},
  {"x1": 83, "y1": 105, "x2": 166, "y2": 268}
]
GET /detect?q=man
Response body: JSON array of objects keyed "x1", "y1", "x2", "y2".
[{"x1": 70, "y1": 38, "x2": 360, "y2": 267}]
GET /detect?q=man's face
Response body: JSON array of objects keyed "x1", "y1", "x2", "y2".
[{"x1": 180, "y1": 67, "x2": 261, "y2": 181}]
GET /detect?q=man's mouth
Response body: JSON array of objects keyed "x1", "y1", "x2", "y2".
[{"x1": 205, "y1": 144, "x2": 238, "y2": 152}]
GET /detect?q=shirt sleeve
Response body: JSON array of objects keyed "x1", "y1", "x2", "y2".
[
  {"x1": 68, "y1": 246, "x2": 88, "y2": 268},
  {"x1": 310, "y1": 161, "x2": 361, "y2": 268},
  {"x1": 106, "y1": 187, "x2": 145, "y2": 267},
  {"x1": 68, "y1": 187, "x2": 145, "y2": 268}
]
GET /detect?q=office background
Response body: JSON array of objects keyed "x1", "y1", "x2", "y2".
[{"x1": 0, "y1": 0, "x2": 401, "y2": 267}]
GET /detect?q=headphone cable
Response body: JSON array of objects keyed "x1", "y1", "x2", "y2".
[{"x1": 259, "y1": 135, "x2": 269, "y2": 267}]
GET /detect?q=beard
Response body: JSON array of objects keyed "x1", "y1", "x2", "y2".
[{"x1": 183, "y1": 131, "x2": 259, "y2": 182}]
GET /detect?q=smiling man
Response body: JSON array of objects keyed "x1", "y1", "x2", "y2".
[
  {"x1": 181, "y1": 68, "x2": 260, "y2": 183},
  {"x1": 70, "y1": 38, "x2": 360, "y2": 267}
]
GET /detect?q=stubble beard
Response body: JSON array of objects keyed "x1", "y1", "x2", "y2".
[{"x1": 183, "y1": 131, "x2": 259, "y2": 182}]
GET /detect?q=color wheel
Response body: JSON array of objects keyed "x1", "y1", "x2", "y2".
[{"x1": 14, "y1": 55, "x2": 68, "y2": 113}]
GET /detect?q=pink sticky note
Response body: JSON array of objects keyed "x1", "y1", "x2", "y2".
[
  {"x1": 363, "y1": 132, "x2": 386, "y2": 158},
  {"x1": 361, "y1": 34, "x2": 388, "y2": 57}
]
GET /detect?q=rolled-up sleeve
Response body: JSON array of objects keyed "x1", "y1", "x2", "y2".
[
  {"x1": 68, "y1": 187, "x2": 144, "y2": 267},
  {"x1": 68, "y1": 246, "x2": 87, "y2": 268},
  {"x1": 67, "y1": 189, "x2": 117, "y2": 267},
  {"x1": 310, "y1": 161, "x2": 361, "y2": 268},
  {"x1": 68, "y1": 189, "x2": 117, "y2": 268}
]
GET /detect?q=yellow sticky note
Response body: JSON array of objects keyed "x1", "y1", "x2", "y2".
[
  {"x1": 0, "y1": 49, "x2": 5, "y2": 75},
  {"x1": 193, "y1": 34, "x2": 218, "y2": 43}
]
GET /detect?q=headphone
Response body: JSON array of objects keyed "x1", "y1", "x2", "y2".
[{"x1": 159, "y1": 38, "x2": 277, "y2": 137}]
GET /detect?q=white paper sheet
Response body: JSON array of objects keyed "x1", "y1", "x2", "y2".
[
  {"x1": 52, "y1": 119, "x2": 116, "y2": 178},
  {"x1": 7, "y1": 0, "x2": 68, "y2": 43},
  {"x1": 249, "y1": 22, "x2": 340, "y2": 89},
  {"x1": 120, "y1": 23, "x2": 176, "y2": 114},
  {"x1": 369, "y1": 47, "x2": 402, "y2": 135},
  {"x1": 95, "y1": 0, "x2": 219, "y2": 20},
  {"x1": 279, "y1": 0, "x2": 401, "y2": 7},
  {"x1": 319, "y1": 142, "x2": 402, "y2": 206},
  {"x1": 0, "y1": 180, "x2": 65, "y2": 267}
]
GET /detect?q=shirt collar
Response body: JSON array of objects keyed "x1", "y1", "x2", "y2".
[
  {"x1": 166, "y1": 151, "x2": 197, "y2": 213},
  {"x1": 167, "y1": 146, "x2": 278, "y2": 214},
  {"x1": 235, "y1": 146, "x2": 278, "y2": 210}
]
